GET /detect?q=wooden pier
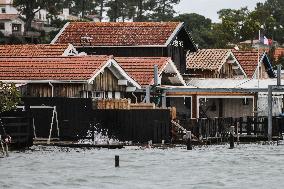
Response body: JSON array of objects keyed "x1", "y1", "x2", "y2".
[{"x1": 172, "y1": 116, "x2": 284, "y2": 145}]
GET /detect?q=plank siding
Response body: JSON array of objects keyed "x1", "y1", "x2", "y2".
[
  {"x1": 22, "y1": 68, "x2": 127, "y2": 98},
  {"x1": 93, "y1": 68, "x2": 126, "y2": 92}
]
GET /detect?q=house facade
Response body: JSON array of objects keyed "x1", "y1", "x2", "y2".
[
  {"x1": 0, "y1": 56, "x2": 141, "y2": 98},
  {"x1": 0, "y1": 14, "x2": 24, "y2": 36}
]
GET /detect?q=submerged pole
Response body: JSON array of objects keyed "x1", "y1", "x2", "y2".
[
  {"x1": 115, "y1": 155, "x2": 119, "y2": 167},
  {"x1": 186, "y1": 131, "x2": 192, "y2": 150},
  {"x1": 229, "y1": 126, "x2": 234, "y2": 149}
]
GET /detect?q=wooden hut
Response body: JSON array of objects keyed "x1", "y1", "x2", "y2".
[
  {"x1": 51, "y1": 22, "x2": 198, "y2": 74},
  {"x1": 186, "y1": 49, "x2": 246, "y2": 79},
  {"x1": 0, "y1": 55, "x2": 141, "y2": 98}
]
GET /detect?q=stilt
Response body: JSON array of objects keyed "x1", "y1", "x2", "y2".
[
  {"x1": 229, "y1": 126, "x2": 234, "y2": 149},
  {"x1": 186, "y1": 131, "x2": 192, "y2": 150},
  {"x1": 115, "y1": 155, "x2": 119, "y2": 167}
]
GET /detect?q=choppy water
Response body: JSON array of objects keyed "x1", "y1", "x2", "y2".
[{"x1": 1, "y1": 144, "x2": 284, "y2": 189}]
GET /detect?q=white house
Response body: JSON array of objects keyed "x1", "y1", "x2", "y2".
[
  {"x1": 0, "y1": 14, "x2": 24, "y2": 36},
  {"x1": 0, "y1": 0, "x2": 18, "y2": 14}
]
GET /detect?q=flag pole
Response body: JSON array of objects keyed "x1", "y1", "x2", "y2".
[{"x1": 258, "y1": 29, "x2": 260, "y2": 88}]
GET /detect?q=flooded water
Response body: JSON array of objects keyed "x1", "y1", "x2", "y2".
[{"x1": 1, "y1": 144, "x2": 284, "y2": 189}]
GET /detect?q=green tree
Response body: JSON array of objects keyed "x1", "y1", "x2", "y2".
[
  {"x1": 13, "y1": 0, "x2": 62, "y2": 32},
  {"x1": 172, "y1": 13, "x2": 215, "y2": 48},
  {"x1": 151, "y1": 0, "x2": 180, "y2": 21},
  {"x1": 0, "y1": 82, "x2": 21, "y2": 113}
]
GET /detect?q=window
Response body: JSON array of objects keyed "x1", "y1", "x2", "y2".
[
  {"x1": 0, "y1": 23, "x2": 4, "y2": 30},
  {"x1": 92, "y1": 91, "x2": 105, "y2": 99},
  {"x1": 1, "y1": 8, "x2": 6, "y2": 13},
  {"x1": 12, "y1": 24, "x2": 21, "y2": 32}
]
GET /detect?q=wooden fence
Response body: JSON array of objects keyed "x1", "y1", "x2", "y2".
[
  {"x1": 0, "y1": 111, "x2": 33, "y2": 148},
  {"x1": 176, "y1": 116, "x2": 284, "y2": 141}
]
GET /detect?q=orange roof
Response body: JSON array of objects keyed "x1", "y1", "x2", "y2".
[
  {"x1": 186, "y1": 49, "x2": 231, "y2": 70},
  {"x1": 0, "y1": 56, "x2": 110, "y2": 81},
  {"x1": 115, "y1": 57, "x2": 170, "y2": 86},
  {"x1": 274, "y1": 48, "x2": 284, "y2": 61},
  {"x1": 52, "y1": 22, "x2": 182, "y2": 46},
  {"x1": 232, "y1": 50, "x2": 263, "y2": 78},
  {"x1": 0, "y1": 44, "x2": 72, "y2": 57},
  {"x1": 0, "y1": 14, "x2": 20, "y2": 20}
]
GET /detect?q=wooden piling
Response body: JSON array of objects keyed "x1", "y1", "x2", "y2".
[
  {"x1": 115, "y1": 155, "x2": 119, "y2": 167},
  {"x1": 186, "y1": 131, "x2": 192, "y2": 150},
  {"x1": 229, "y1": 126, "x2": 234, "y2": 149}
]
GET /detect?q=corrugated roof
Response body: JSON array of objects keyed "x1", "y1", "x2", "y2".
[
  {"x1": 52, "y1": 22, "x2": 182, "y2": 47},
  {"x1": 115, "y1": 57, "x2": 170, "y2": 86},
  {"x1": 0, "y1": 44, "x2": 72, "y2": 57},
  {"x1": 0, "y1": 56, "x2": 110, "y2": 81},
  {"x1": 187, "y1": 78, "x2": 282, "y2": 89},
  {"x1": 186, "y1": 49, "x2": 230, "y2": 70}
]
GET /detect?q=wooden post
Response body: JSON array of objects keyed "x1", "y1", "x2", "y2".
[
  {"x1": 0, "y1": 135, "x2": 5, "y2": 156},
  {"x1": 236, "y1": 122, "x2": 240, "y2": 143},
  {"x1": 115, "y1": 155, "x2": 119, "y2": 167},
  {"x1": 146, "y1": 86, "x2": 150, "y2": 104},
  {"x1": 268, "y1": 85, "x2": 273, "y2": 141},
  {"x1": 186, "y1": 131, "x2": 192, "y2": 150},
  {"x1": 5, "y1": 143, "x2": 8, "y2": 157},
  {"x1": 229, "y1": 126, "x2": 234, "y2": 149}
]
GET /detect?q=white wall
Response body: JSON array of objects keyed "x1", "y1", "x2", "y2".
[{"x1": 0, "y1": 19, "x2": 24, "y2": 36}]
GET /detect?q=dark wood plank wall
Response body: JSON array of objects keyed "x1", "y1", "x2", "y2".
[
  {"x1": 25, "y1": 83, "x2": 84, "y2": 97},
  {"x1": 21, "y1": 68, "x2": 127, "y2": 98},
  {"x1": 187, "y1": 63, "x2": 236, "y2": 78}
]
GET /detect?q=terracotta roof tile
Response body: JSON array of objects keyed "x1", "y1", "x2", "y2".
[
  {"x1": 115, "y1": 57, "x2": 170, "y2": 86},
  {"x1": 274, "y1": 48, "x2": 284, "y2": 61},
  {"x1": 232, "y1": 50, "x2": 263, "y2": 78},
  {"x1": 0, "y1": 44, "x2": 71, "y2": 57},
  {"x1": 54, "y1": 22, "x2": 181, "y2": 46},
  {"x1": 0, "y1": 56, "x2": 109, "y2": 81},
  {"x1": 186, "y1": 49, "x2": 230, "y2": 70},
  {"x1": 0, "y1": 14, "x2": 20, "y2": 20}
]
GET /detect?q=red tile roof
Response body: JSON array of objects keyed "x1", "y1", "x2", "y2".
[
  {"x1": 0, "y1": 56, "x2": 110, "y2": 81},
  {"x1": 115, "y1": 57, "x2": 170, "y2": 86},
  {"x1": 0, "y1": 44, "x2": 71, "y2": 57},
  {"x1": 274, "y1": 48, "x2": 284, "y2": 61},
  {"x1": 186, "y1": 49, "x2": 230, "y2": 70},
  {"x1": 0, "y1": 14, "x2": 20, "y2": 20},
  {"x1": 232, "y1": 50, "x2": 263, "y2": 78},
  {"x1": 53, "y1": 22, "x2": 181, "y2": 46}
]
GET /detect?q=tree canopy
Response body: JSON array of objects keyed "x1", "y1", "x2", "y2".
[{"x1": 0, "y1": 82, "x2": 21, "y2": 113}]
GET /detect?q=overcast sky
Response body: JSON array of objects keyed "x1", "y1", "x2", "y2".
[{"x1": 175, "y1": 0, "x2": 266, "y2": 22}]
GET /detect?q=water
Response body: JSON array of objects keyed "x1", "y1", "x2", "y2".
[{"x1": 1, "y1": 144, "x2": 284, "y2": 189}]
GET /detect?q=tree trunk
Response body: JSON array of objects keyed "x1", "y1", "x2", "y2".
[
  {"x1": 99, "y1": 0, "x2": 104, "y2": 21},
  {"x1": 136, "y1": 0, "x2": 143, "y2": 21},
  {"x1": 24, "y1": 13, "x2": 35, "y2": 33}
]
